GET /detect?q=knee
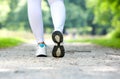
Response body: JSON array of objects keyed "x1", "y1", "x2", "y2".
[{"x1": 48, "y1": 0, "x2": 63, "y2": 5}]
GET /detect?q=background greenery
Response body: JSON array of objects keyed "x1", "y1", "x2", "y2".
[{"x1": 0, "y1": 0, "x2": 120, "y2": 48}]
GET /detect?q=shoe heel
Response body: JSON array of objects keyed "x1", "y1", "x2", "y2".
[{"x1": 52, "y1": 46, "x2": 65, "y2": 57}]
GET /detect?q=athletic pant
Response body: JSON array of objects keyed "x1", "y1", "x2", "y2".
[{"x1": 27, "y1": 0, "x2": 66, "y2": 43}]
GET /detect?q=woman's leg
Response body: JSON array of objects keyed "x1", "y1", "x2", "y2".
[
  {"x1": 48, "y1": 0, "x2": 66, "y2": 57},
  {"x1": 48, "y1": 0, "x2": 66, "y2": 33},
  {"x1": 27, "y1": 0, "x2": 46, "y2": 57},
  {"x1": 27, "y1": 0, "x2": 44, "y2": 43}
]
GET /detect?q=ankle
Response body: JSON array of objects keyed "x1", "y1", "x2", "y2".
[{"x1": 38, "y1": 42, "x2": 45, "y2": 45}]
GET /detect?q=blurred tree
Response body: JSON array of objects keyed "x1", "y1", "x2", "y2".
[
  {"x1": 1, "y1": 0, "x2": 119, "y2": 36},
  {"x1": 89, "y1": 0, "x2": 120, "y2": 37},
  {"x1": 5, "y1": 0, "x2": 19, "y2": 29},
  {"x1": 107, "y1": 0, "x2": 120, "y2": 38},
  {"x1": 65, "y1": 0, "x2": 87, "y2": 29},
  {"x1": 86, "y1": 7, "x2": 97, "y2": 35},
  {"x1": 42, "y1": 0, "x2": 53, "y2": 33},
  {"x1": 68, "y1": 0, "x2": 86, "y2": 10},
  {"x1": 0, "y1": 0, "x2": 10, "y2": 29}
]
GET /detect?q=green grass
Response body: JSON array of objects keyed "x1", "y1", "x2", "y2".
[
  {"x1": 0, "y1": 29, "x2": 33, "y2": 49},
  {"x1": 0, "y1": 37, "x2": 24, "y2": 49},
  {"x1": 66, "y1": 37, "x2": 120, "y2": 49}
]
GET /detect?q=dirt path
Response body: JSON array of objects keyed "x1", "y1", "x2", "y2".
[{"x1": 0, "y1": 43, "x2": 120, "y2": 79}]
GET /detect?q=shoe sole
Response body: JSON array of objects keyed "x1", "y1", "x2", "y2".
[
  {"x1": 36, "y1": 54, "x2": 47, "y2": 57},
  {"x1": 52, "y1": 31, "x2": 65, "y2": 58}
]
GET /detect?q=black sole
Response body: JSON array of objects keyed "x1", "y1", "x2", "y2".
[
  {"x1": 36, "y1": 55, "x2": 47, "y2": 57},
  {"x1": 52, "y1": 31, "x2": 65, "y2": 58}
]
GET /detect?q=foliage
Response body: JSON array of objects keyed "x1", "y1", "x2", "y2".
[
  {"x1": 109, "y1": 30, "x2": 120, "y2": 38},
  {"x1": 0, "y1": 0, "x2": 119, "y2": 37},
  {"x1": 65, "y1": 0, "x2": 87, "y2": 28},
  {"x1": 87, "y1": 0, "x2": 120, "y2": 38}
]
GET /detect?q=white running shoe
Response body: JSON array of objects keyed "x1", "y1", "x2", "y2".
[{"x1": 36, "y1": 44, "x2": 47, "y2": 57}]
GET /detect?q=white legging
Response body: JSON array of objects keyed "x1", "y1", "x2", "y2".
[{"x1": 27, "y1": 0, "x2": 66, "y2": 43}]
